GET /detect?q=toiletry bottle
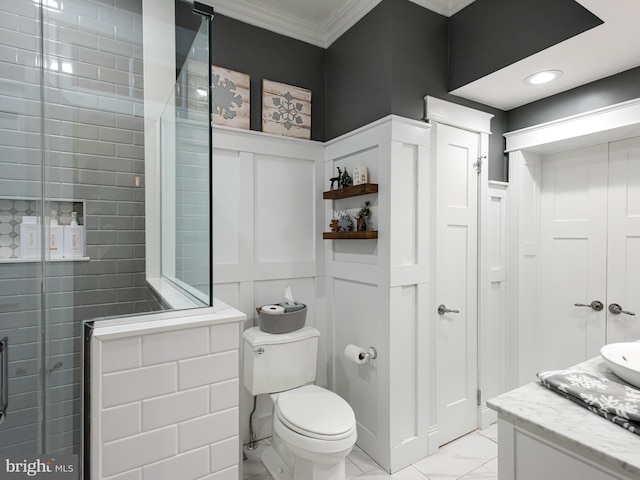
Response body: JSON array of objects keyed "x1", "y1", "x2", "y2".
[
  {"x1": 20, "y1": 216, "x2": 40, "y2": 259},
  {"x1": 63, "y1": 211, "x2": 84, "y2": 258},
  {"x1": 48, "y1": 210, "x2": 63, "y2": 259}
]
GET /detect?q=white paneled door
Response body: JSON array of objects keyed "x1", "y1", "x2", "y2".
[
  {"x1": 539, "y1": 137, "x2": 640, "y2": 372},
  {"x1": 435, "y1": 124, "x2": 479, "y2": 446},
  {"x1": 607, "y1": 137, "x2": 640, "y2": 343},
  {"x1": 539, "y1": 144, "x2": 609, "y2": 371}
]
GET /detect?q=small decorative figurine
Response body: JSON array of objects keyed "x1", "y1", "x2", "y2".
[
  {"x1": 336, "y1": 210, "x2": 353, "y2": 232},
  {"x1": 340, "y1": 168, "x2": 353, "y2": 188},
  {"x1": 329, "y1": 167, "x2": 342, "y2": 190},
  {"x1": 330, "y1": 211, "x2": 340, "y2": 232},
  {"x1": 355, "y1": 201, "x2": 371, "y2": 231},
  {"x1": 352, "y1": 164, "x2": 368, "y2": 186}
]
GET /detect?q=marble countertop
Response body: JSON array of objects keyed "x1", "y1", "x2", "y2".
[{"x1": 488, "y1": 355, "x2": 640, "y2": 477}]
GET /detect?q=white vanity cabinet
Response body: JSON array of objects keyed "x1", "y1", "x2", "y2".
[{"x1": 489, "y1": 356, "x2": 640, "y2": 480}]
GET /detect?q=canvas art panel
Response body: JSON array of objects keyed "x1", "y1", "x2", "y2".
[
  {"x1": 262, "y1": 79, "x2": 311, "y2": 139},
  {"x1": 211, "y1": 65, "x2": 250, "y2": 129}
]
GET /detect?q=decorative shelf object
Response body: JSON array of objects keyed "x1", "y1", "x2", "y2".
[
  {"x1": 323, "y1": 183, "x2": 378, "y2": 200},
  {"x1": 323, "y1": 183, "x2": 378, "y2": 240},
  {"x1": 322, "y1": 231, "x2": 378, "y2": 240}
]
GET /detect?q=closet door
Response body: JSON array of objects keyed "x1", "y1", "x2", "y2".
[
  {"x1": 539, "y1": 145, "x2": 608, "y2": 371},
  {"x1": 606, "y1": 137, "x2": 640, "y2": 343},
  {"x1": 435, "y1": 123, "x2": 479, "y2": 445}
]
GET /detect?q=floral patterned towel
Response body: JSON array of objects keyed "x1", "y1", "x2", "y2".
[{"x1": 537, "y1": 370, "x2": 640, "y2": 435}]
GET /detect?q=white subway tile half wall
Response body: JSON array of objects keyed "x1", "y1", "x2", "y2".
[
  {"x1": 210, "y1": 436, "x2": 239, "y2": 472},
  {"x1": 201, "y1": 466, "x2": 238, "y2": 480},
  {"x1": 102, "y1": 425, "x2": 177, "y2": 477},
  {"x1": 178, "y1": 408, "x2": 239, "y2": 453},
  {"x1": 105, "y1": 470, "x2": 142, "y2": 480},
  {"x1": 102, "y1": 403, "x2": 141, "y2": 443},
  {"x1": 178, "y1": 350, "x2": 238, "y2": 390},
  {"x1": 210, "y1": 322, "x2": 240, "y2": 353},
  {"x1": 142, "y1": 326, "x2": 210, "y2": 365},
  {"x1": 101, "y1": 337, "x2": 141, "y2": 373},
  {"x1": 91, "y1": 310, "x2": 244, "y2": 480},
  {"x1": 102, "y1": 363, "x2": 177, "y2": 407},
  {"x1": 210, "y1": 378, "x2": 239, "y2": 412},
  {"x1": 142, "y1": 386, "x2": 209, "y2": 431},
  {"x1": 141, "y1": 446, "x2": 210, "y2": 480}
]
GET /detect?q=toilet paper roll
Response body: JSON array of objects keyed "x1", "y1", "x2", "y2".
[
  {"x1": 344, "y1": 344, "x2": 368, "y2": 365},
  {"x1": 261, "y1": 305, "x2": 285, "y2": 315}
]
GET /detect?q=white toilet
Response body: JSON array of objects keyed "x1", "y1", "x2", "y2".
[{"x1": 243, "y1": 326, "x2": 357, "y2": 480}]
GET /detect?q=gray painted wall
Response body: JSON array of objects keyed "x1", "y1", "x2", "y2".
[
  {"x1": 0, "y1": 0, "x2": 160, "y2": 455},
  {"x1": 327, "y1": 0, "x2": 508, "y2": 181},
  {"x1": 449, "y1": 0, "x2": 602, "y2": 90},
  {"x1": 211, "y1": 14, "x2": 327, "y2": 142},
  {"x1": 506, "y1": 66, "x2": 640, "y2": 132},
  {"x1": 326, "y1": 0, "x2": 394, "y2": 140},
  {"x1": 211, "y1": 0, "x2": 510, "y2": 180}
]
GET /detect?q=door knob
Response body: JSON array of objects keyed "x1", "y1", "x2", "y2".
[
  {"x1": 574, "y1": 301, "x2": 604, "y2": 311},
  {"x1": 608, "y1": 303, "x2": 636, "y2": 316},
  {"x1": 438, "y1": 304, "x2": 460, "y2": 316}
]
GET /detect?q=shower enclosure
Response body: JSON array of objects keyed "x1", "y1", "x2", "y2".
[{"x1": 0, "y1": 0, "x2": 211, "y2": 460}]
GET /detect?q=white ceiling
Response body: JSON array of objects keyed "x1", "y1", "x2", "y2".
[
  {"x1": 205, "y1": 0, "x2": 640, "y2": 110},
  {"x1": 452, "y1": 0, "x2": 640, "y2": 110}
]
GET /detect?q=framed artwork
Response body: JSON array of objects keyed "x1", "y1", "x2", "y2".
[
  {"x1": 211, "y1": 66, "x2": 250, "y2": 129},
  {"x1": 262, "y1": 79, "x2": 311, "y2": 139}
]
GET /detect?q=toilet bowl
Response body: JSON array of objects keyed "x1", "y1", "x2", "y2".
[
  {"x1": 262, "y1": 385, "x2": 357, "y2": 480},
  {"x1": 242, "y1": 327, "x2": 358, "y2": 480}
]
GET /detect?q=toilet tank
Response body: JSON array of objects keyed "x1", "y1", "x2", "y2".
[{"x1": 243, "y1": 326, "x2": 320, "y2": 395}]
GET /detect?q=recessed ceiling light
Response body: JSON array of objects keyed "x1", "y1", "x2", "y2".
[{"x1": 524, "y1": 70, "x2": 563, "y2": 85}]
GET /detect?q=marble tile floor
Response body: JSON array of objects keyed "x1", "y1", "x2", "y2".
[{"x1": 243, "y1": 423, "x2": 498, "y2": 480}]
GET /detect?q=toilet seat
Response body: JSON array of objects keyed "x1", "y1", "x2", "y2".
[{"x1": 275, "y1": 385, "x2": 356, "y2": 441}]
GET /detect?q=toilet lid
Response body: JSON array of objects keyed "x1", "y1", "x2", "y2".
[{"x1": 275, "y1": 385, "x2": 356, "y2": 440}]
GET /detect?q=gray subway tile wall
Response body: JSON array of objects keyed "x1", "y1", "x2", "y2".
[{"x1": 0, "y1": 0, "x2": 163, "y2": 454}]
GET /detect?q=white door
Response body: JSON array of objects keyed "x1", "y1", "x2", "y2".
[
  {"x1": 539, "y1": 138, "x2": 640, "y2": 370},
  {"x1": 607, "y1": 137, "x2": 640, "y2": 343},
  {"x1": 539, "y1": 145, "x2": 608, "y2": 371},
  {"x1": 435, "y1": 123, "x2": 479, "y2": 445}
]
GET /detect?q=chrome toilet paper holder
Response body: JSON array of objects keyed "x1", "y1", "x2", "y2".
[{"x1": 359, "y1": 347, "x2": 378, "y2": 361}]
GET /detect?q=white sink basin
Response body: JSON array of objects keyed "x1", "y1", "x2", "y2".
[{"x1": 600, "y1": 342, "x2": 640, "y2": 388}]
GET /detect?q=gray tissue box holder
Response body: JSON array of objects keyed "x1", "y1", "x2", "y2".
[{"x1": 256, "y1": 304, "x2": 307, "y2": 334}]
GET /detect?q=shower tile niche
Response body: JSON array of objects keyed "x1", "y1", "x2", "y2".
[{"x1": 0, "y1": 197, "x2": 87, "y2": 261}]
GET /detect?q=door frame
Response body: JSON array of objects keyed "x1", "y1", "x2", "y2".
[
  {"x1": 425, "y1": 96, "x2": 493, "y2": 448},
  {"x1": 505, "y1": 97, "x2": 640, "y2": 386}
]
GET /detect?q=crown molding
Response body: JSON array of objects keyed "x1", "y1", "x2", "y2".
[
  {"x1": 408, "y1": 0, "x2": 474, "y2": 16},
  {"x1": 504, "y1": 97, "x2": 640, "y2": 153},
  {"x1": 203, "y1": 0, "x2": 471, "y2": 48},
  {"x1": 205, "y1": 0, "x2": 328, "y2": 47},
  {"x1": 324, "y1": 0, "x2": 382, "y2": 47}
]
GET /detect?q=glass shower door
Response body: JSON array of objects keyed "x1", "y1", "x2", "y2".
[
  {"x1": 1, "y1": 0, "x2": 155, "y2": 460},
  {"x1": 0, "y1": 1, "x2": 46, "y2": 454}
]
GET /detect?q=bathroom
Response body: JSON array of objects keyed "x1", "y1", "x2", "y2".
[{"x1": 1, "y1": 0, "x2": 639, "y2": 479}]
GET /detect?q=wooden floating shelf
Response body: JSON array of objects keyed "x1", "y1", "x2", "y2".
[
  {"x1": 323, "y1": 183, "x2": 378, "y2": 200},
  {"x1": 322, "y1": 231, "x2": 378, "y2": 240}
]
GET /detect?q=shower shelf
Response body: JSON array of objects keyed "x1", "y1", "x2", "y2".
[
  {"x1": 0, "y1": 257, "x2": 90, "y2": 264},
  {"x1": 0, "y1": 197, "x2": 87, "y2": 261}
]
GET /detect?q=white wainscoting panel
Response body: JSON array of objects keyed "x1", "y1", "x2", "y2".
[
  {"x1": 325, "y1": 116, "x2": 431, "y2": 472},
  {"x1": 479, "y1": 182, "x2": 510, "y2": 427},
  {"x1": 508, "y1": 150, "x2": 542, "y2": 385},
  {"x1": 254, "y1": 154, "x2": 315, "y2": 263},
  {"x1": 211, "y1": 126, "x2": 325, "y2": 444}
]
